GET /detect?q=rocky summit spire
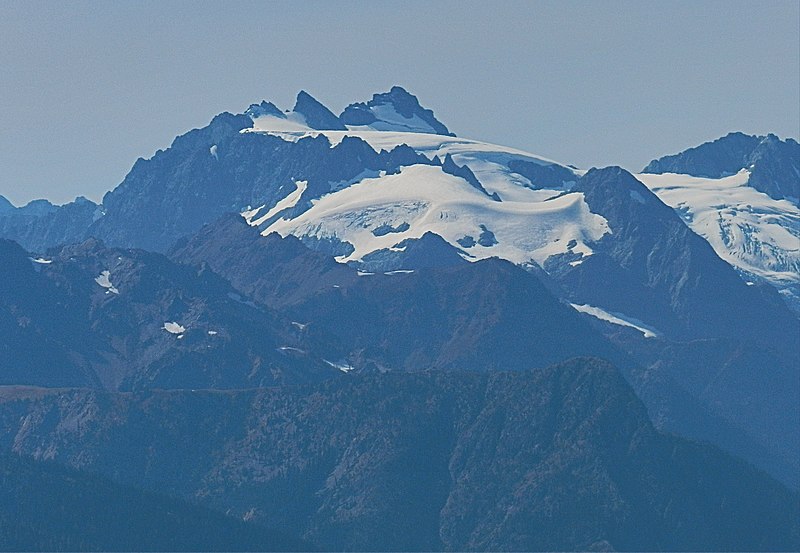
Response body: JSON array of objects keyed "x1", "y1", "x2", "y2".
[
  {"x1": 293, "y1": 90, "x2": 347, "y2": 131},
  {"x1": 340, "y1": 86, "x2": 454, "y2": 136}
]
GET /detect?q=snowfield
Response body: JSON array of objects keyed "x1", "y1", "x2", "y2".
[
  {"x1": 243, "y1": 115, "x2": 607, "y2": 268},
  {"x1": 637, "y1": 170, "x2": 800, "y2": 305},
  {"x1": 262, "y1": 164, "x2": 609, "y2": 266}
]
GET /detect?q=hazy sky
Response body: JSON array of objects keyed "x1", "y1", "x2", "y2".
[{"x1": 1, "y1": 0, "x2": 798, "y2": 205}]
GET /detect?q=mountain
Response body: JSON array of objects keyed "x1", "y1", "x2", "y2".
[
  {"x1": 170, "y1": 214, "x2": 358, "y2": 308},
  {"x1": 0, "y1": 196, "x2": 99, "y2": 253},
  {"x1": 0, "y1": 237, "x2": 343, "y2": 391},
  {"x1": 0, "y1": 87, "x2": 573, "y2": 255},
  {"x1": 640, "y1": 171, "x2": 799, "y2": 312},
  {"x1": 642, "y1": 132, "x2": 800, "y2": 203},
  {"x1": 171, "y1": 215, "x2": 799, "y2": 488},
  {"x1": 245, "y1": 91, "x2": 347, "y2": 131},
  {"x1": 1, "y1": 87, "x2": 798, "y2": 547},
  {"x1": 87, "y1": 110, "x2": 457, "y2": 252},
  {"x1": 545, "y1": 168, "x2": 800, "y2": 488},
  {"x1": 1, "y1": 359, "x2": 797, "y2": 552},
  {"x1": 0, "y1": 453, "x2": 308, "y2": 552},
  {"x1": 193, "y1": 101, "x2": 795, "y2": 347},
  {"x1": 340, "y1": 86, "x2": 454, "y2": 135},
  {"x1": 555, "y1": 167, "x2": 798, "y2": 347},
  {"x1": 171, "y1": 214, "x2": 629, "y2": 375}
]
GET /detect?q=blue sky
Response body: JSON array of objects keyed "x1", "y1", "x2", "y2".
[{"x1": 1, "y1": 0, "x2": 798, "y2": 205}]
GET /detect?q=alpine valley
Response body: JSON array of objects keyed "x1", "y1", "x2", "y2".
[{"x1": 0, "y1": 87, "x2": 798, "y2": 551}]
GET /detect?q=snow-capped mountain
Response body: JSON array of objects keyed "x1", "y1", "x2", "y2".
[
  {"x1": 1, "y1": 86, "x2": 799, "y2": 544},
  {"x1": 643, "y1": 132, "x2": 799, "y2": 203},
  {"x1": 243, "y1": 105, "x2": 591, "y2": 269},
  {"x1": 639, "y1": 133, "x2": 800, "y2": 311},
  {"x1": 339, "y1": 85, "x2": 454, "y2": 135},
  {"x1": 637, "y1": 169, "x2": 800, "y2": 310},
  {"x1": 230, "y1": 93, "x2": 796, "y2": 344},
  {"x1": 3, "y1": 88, "x2": 796, "y2": 338}
]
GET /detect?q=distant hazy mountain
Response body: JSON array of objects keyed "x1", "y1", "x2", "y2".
[{"x1": 0, "y1": 195, "x2": 99, "y2": 253}]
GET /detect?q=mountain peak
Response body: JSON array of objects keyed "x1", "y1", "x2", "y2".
[
  {"x1": 643, "y1": 132, "x2": 800, "y2": 203},
  {"x1": 340, "y1": 86, "x2": 453, "y2": 136},
  {"x1": 293, "y1": 90, "x2": 347, "y2": 130},
  {"x1": 244, "y1": 100, "x2": 283, "y2": 119}
]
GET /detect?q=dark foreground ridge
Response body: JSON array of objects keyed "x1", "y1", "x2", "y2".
[
  {"x1": 0, "y1": 453, "x2": 309, "y2": 551},
  {"x1": 1, "y1": 359, "x2": 797, "y2": 551}
]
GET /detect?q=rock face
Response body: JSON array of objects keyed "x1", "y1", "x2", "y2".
[
  {"x1": 557, "y1": 167, "x2": 799, "y2": 347},
  {"x1": 354, "y1": 231, "x2": 469, "y2": 272},
  {"x1": 293, "y1": 90, "x2": 348, "y2": 130},
  {"x1": 643, "y1": 132, "x2": 800, "y2": 203},
  {"x1": 507, "y1": 158, "x2": 578, "y2": 189},
  {"x1": 171, "y1": 217, "x2": 629, "y2": 374},
  {"x1": 0, "y1": 195, "x2": 13, "y2": 213},
  {"x1": 340, "y1": 85, "x2": 454, "y2": 135},
  {"x1": 86, "y1": 114, "x2": 434, "y2": 252},
  {"x1": 1, "y1": 359, "x2": 797, "y2": 552}
]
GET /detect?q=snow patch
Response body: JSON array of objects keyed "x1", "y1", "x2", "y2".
[
  {"x1": 241, "y1": 205, "x2": 265, "y2": 222},
  {"x1": 278, "y1": 346, "x2": 305, "y2": 353},
  {"x1": 346, "y1": 104, "x2": 437, "y2": 134},
  {"x1": 324, "y1": 359, "x2": 356, "y2": 373},
  {"x1": 250, "y1": 111, "x2": 311, "y2": 133},
  {"x1": 94, "y1": 270, "x2": 119, "y2": 294},
  {"x1": 163, "y1": 322, "x2": 186, "y2": 335},
  {"x1": 571, "y1": 303, "x2": 660, "y2": 338},
  {"x1": 245, "y1": 180, "x2": 308, "y2": 227}
]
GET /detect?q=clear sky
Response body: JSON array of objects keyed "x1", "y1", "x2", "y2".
[{"x1": 1, "y1": 0, "x2": 798, "y2": 205}]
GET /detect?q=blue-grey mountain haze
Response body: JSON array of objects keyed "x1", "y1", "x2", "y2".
[{"x1": 0, "y1": 0, "x2": 798, "y2": 205}]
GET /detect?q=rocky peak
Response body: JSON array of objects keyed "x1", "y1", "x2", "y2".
[
  {"x1": 340, "y1": 86, "x2": 453, "y2": 136},
  {"x1": 643, "y1": 132, "x2": 800, "y2": 203},
  {"x1": 244, "y1": 100, "x2": 283, "y2": 119},
  {"x1": 293, "y1": 90, "x2": 347, "y2": 130}
]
